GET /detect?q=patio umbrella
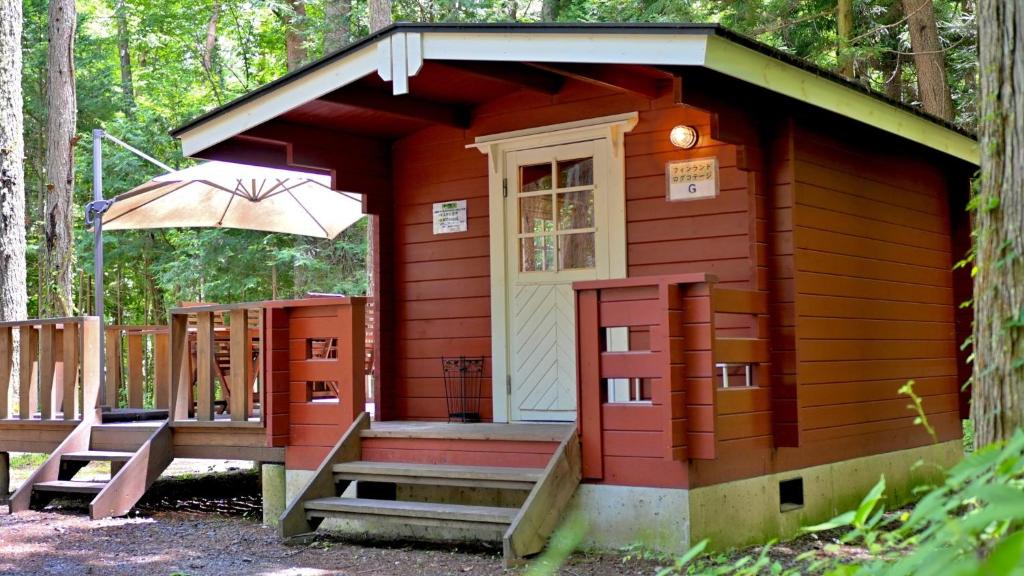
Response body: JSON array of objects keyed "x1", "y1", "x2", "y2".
[{"x1": 102, "y1": 160, "x2": 364, "y2": 239}]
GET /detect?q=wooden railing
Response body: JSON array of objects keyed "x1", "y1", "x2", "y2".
[
  {"x1": 574, "y1": 274, "x2": 768, "y2": 480},
  {"x1": 105, "y1": 325, "x2": 170, "y2": 410},
  {"x1": 168, "y1": 303, "x2": 264, "y2": 422},
  {"x1": 0, "y1": 317, "x2": 101, "y2": 421}
]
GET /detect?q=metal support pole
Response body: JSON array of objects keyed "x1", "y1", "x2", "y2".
[{"x1": 92, "y1": 129, "x2": 107, "y2": 413}]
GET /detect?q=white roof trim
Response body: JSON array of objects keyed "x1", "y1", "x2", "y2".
[
  {"x1": 702, "y1": 35, "x2": 979, "y2": 165},
  {"x1": 176, "y1": 30, "x2": 977, "y2": 166}
]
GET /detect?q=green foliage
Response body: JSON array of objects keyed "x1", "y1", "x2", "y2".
[{"x1": 656, "y1": 430, "x2": 1024, "y2": 576}]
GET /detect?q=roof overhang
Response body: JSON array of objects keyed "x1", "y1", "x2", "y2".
[{"x1": 173, "y1": 24, "x2": 979, "y2": 166}]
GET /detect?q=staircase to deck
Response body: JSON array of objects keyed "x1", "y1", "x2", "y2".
[
  {"x1": 8, "y1": 417, "x2": 173, "y2": 518},
  {"x1": 280, "y1": 415, "x2": 581, "y2": 566}
]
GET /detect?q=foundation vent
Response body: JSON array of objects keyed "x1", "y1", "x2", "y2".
[{"x1": 779, "y1": 477, "x2": 804, "y2": 512}]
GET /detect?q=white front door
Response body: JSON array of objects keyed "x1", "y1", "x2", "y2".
[{"x1": 504, "y1": 140, "x2": 611, "y2": 422}]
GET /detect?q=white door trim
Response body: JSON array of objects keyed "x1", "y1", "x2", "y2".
[{"x1": 473, "y1": 112, "x2": 637, "y2": 422}]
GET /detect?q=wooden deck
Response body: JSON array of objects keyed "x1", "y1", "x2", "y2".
[{"x1": 364, "y1": 421, "x2": 572, "y2": 442}]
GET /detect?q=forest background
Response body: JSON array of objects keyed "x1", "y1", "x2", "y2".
[{"x1": 12, "y1": 0, "x2": 977, "y2": 329}]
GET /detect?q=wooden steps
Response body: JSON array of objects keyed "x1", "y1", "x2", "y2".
[
  {"x1": 304, "y1": 497, "x2": 517, "y2": 532},
  {"x1": 7, "y1": 419, "x2": 173, "y2": 519},
  {"x1": 333, "y1": 461, "x2": 543, "y2": 490},
  {"x1": 33, "y1": 480, "x2": 107, "y2": 494},
  {"x1": 281, "y1": 414, "x2": 581, "y2": 567},
  {"x1": 62, "y1": 451, "x2": 134, "y2": 463}
]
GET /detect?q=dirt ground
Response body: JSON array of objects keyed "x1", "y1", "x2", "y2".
[{"x1": 0, "y1": 465, "x2": 663, "y2": 576}]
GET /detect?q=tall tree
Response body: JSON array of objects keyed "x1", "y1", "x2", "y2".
[
  {"x1": 324, "y1": 0, "x2": 350, "y2": 53},
  {"x1": 42, "y1": 0, "x2": 77, "y2": 316},
  {"x1": 902, "y1": 0, "x2": 954, "y2": 120},
  {"x1": 283, "y1": 0, "x2": 308, "y2": 71},
  {"x1": 114, "y1": 0, "x2": 135, "y2": 116},
  {"x1": 972, "y1": 0, "x2": 1024, "y2": 446},
  {"x1": 836, "y1": 0, "x2": 855, "y2": 77},
  {"x1": 368, "y1": 0, "x2": 392, "y2": 33},
  {"x1": 542, "y1": 0, "x2": 561, "y2": 21},
  {"x1": 0, "y1": 0, "x2": 28, "y2": 325}
]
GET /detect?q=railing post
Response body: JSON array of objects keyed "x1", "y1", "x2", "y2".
[
  {"x1": 0, "y1": 327, "x2": 11, "y2": 419},
  {"x1": 229, "y1": 308, "x2": 251, "y2": 421},
  {"x1": 104, "y1": 328, "x2": 121, "y2": 408},
  {"x1": 38, "y1": 324, "x2": 57, "y2": 420},
  {"x1": 342, "y1": 299, "x2": 366, "y2": 426},
  {"x1": 62, "y1": 322, "x2": 80, "y2": 420},
  {"x1": 18, "y1": 326, "x2": 38, "y2": 420},
  {"x1": 575, "y1": 287, "x2": 603, "y2": 480},
  {"x1": 81, "y1": 317, "x2": 101, "y2": 420},
  {"x1": 127, "y1": 332, "x2": 144, "y2": 409},
  {"x1": 169, "y1": 313, "x2": 190, "y2": 421},
  {"x1": 196, "y1": 311, "x2": 215, "y2": 421},
  {"x1": 153, "y1": 331, "x2": 170, "y2": 410}
]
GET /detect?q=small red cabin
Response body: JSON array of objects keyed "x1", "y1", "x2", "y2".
[{"x1": 131, "y1": 23, "x2": 984, "y2": 561}]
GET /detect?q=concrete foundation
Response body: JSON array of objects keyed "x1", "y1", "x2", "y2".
[
  {"x1": 688, "y1": 439, "x2": 963, "y2": 551},
  {"x1": 567, "y1": 484, "x2": 690, "y2": 555},
  {"x1": 262, "y1": 463, "x2": 287, "y2": 528}
]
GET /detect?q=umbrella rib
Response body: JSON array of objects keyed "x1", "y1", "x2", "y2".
[
  {"x1": 287, "y1": 189, "x2": 331, "y2": 238},
  {"x1": 103, "y1": 180, "x2": 194, "y2": 225},
  {"x1": 218, "y1": 191, "x2": 236, "y2": 226},
  {"x1": 260, "y1": 179, "x2": 309, "y2": 201}
]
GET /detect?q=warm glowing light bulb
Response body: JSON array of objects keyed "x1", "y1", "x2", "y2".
[{"x1": 669, "y1": 125, "x2": 699, "y2": 149}]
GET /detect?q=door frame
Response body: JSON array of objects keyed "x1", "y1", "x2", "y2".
[{"x1": 470, "y1": 112, "x2": 638, "y2": 423}]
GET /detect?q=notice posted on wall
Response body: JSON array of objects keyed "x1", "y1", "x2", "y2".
[
  {"x1": 433, "y1": 199, "x2": 468, "y2": 234},
  {"x1": 666, "y1": 157, "x2": 719, "y2": 202}
]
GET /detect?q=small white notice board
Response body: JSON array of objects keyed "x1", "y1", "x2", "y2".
[
  {"x1": 666, "y1": 157, "x2": 718, "y2": 201},
  {"x1": 433, "y1": 199, "x2": 468, "y2": 234}
]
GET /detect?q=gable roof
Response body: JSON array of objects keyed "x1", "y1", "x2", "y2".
[{"x1": 172, "y1": 22, "x2": 979, "y2": 165}]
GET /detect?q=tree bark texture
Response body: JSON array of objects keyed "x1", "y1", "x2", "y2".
[
  {"x1": 284, "y1": 0, "x2": 307, "y2": 71},
  {"x1": 973, "y1": 0, "x2": 1024, "y2": 446},
  {"x1": 541, "y1": 0, "x2": 560, "y2": 21},
  {"x1": 43, "y1": 0, "x2": 78, "y2": 317},
  {"x1": 902, "y1": 0, "x2": 954, "y2": 120},
  {"x1": 203, "y1": 0, "x2": 220, "y2": 72},
  {"x1": 115, "y1": 0, "x2": 135, "y2": 115},
  {"x1": 368, "y1": 0, "x2": 392, "y2": 33},
  {"x1": 0, "y1": 0, "x2": 28, "y2": 323},
  {"x1": 837, "y1": 0, "x2": 855, "y2": 77},
  {"x1": 324, "y1": 0, "x2": 350, "y2": 53}
]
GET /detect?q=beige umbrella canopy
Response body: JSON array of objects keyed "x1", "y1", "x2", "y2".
[{"x1": 102, "y1": 161, "x2": 364, "y2": 239}]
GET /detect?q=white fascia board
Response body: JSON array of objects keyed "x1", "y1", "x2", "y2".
[
  {"x1": 178, "y1": 45, "x2": 378, "y2": 157},
  {"x1": 702, "y1": 35, "x2": 979, "y2": 166},
  {"x1": 421, "y1": 32, "x2": 707, "y2": 66}
]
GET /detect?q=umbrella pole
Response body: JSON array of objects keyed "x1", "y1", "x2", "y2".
[{"x1": 92, "y1": 129, "x2": 107, "y2": 418}]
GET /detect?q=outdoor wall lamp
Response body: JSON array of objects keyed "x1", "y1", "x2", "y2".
[{"x1": 669, "y1": 124, "x2": 699, "y2": 149}]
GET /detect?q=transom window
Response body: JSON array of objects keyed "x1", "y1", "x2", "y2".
[{"x1": 517, "y1": 157, "x2": 596, "y2": 272}]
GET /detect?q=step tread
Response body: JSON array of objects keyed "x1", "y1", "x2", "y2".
[
  {"x1": 62, "y1": 450, "x2": 135, "y2": 462},
  {"x1": 304, "y1": 497, "x2": 518, "y2": 524},
  {"x1": 333, "y1": 461, "x2": 543, "y2": 483},
  {"x1": 34, "y1": 480, "x2": 107, "y2": 494}
]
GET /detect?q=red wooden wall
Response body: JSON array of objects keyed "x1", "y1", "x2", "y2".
[{"x1": 382, "y1": 76, "x2": 970, "y2": 490}]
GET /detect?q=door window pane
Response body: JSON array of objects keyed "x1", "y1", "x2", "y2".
[
  {"x1": 519, "y1": 195, "x2": 554, "y2": 234},
  {"x1": 521, "y1": 235, "x2": 555, "y2": 272},
  {"x1": 558, "y1": 233, "x2": 595, "y2": 270},
  {"x1": 556, "y1": 190, "x2": 594, "y2": 230},
  {"x1": 557, "y1": 158, "x2": 593, "y2": 188},
  {"x1": 520, "y1": 163, "x2": 553, "y2": 192}
]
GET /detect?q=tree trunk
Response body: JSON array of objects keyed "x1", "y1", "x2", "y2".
[
  {"x1": 880, "y1": 0, "x2": 905, "y2": 100},
  {"x1": 0, "y1": 0, "x2": 27, "y2": 324},
  {"x1": 902, "y1": 0, "x2": 954, "y2": 120},
  {"x1": 542, "y1": 0, "x2": 560, "y2": 21},
  {"x1": 836, "y1": 0, "x2": 854, "y2": 77},
  {"x1": 203, "y1": 0, "x2": 220, "y2": 72},
  {"x1": 368, "y1": 0, "x2": 392, "y2": 33},
  {"x1": 43, "y1": 0, "x2": 77, "y2": 317},
  {"x1": 972, "y1": 0, "x2": 1024, "y2": 446},
  {"x1": 324, "y1": 0, "x2": 350, "y2": 53},
  {"x1": 114, "y1": 0, "x2": 135, "y2": 116},
  {"x1": 284, "y1": 0, "x2": 307, "y2": 71}
]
